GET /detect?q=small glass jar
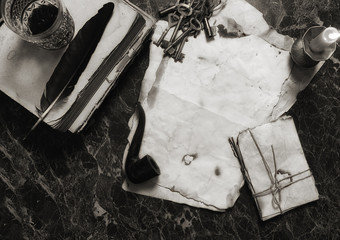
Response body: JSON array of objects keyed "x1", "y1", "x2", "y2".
[{"x1": 1, "y1": 0, "x2": 75, "y2": 49}]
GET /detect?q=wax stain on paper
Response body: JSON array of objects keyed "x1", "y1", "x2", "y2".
[{"x1": 217, "y1": 18, "x2": 245, "y2": 38}]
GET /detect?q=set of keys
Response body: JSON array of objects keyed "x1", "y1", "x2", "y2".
[{"x1": 155, "y1": 0, "x2": 219, "y2": 62}]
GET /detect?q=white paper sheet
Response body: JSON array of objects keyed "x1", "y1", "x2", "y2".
[{"x1": 121, "y1": 0, "x2": 322, "y2": 211}]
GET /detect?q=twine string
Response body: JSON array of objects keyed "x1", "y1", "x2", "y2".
[{"x1": 248, "y1": 130, "x2": 312, "y2": 212}]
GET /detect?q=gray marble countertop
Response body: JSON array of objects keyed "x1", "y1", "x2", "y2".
[{"x1": 0, "y1": 0, "x2": 339, "y2": 239}]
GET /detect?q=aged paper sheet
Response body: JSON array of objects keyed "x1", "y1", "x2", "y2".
[{"x1": 122, "y1": 0, "x2": 322, "y2": 211}]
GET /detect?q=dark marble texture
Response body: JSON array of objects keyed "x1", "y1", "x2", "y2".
[{"x1": 0, "y1": 0, "x2": 339, "y2": 239}]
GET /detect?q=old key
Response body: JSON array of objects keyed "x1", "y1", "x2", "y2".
[
  {"x1": 154, "y1": 13, "x2": 180, "y2": 47},
  {"x1": 159, "y1": 0, "x2": 186, "y2": 17},
  {"x1": 201, "y1": 6, "x2": 214, "y2": 38},
  {"x1": 174, "y1": 34, "x2": 189, "y2": 62},
  {"x1": 167, "y1": 3, "x2": 193, "y2": 46},
  {"x1": 164, "y1": 17, "x2": 202, "y2": 53}
]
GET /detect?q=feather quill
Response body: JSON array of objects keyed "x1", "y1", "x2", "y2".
[
  {"x1": 40, "y1": 2, "x2": 114, "y2": 112},
  {"x1": 23, "y1": 3, "x2": 114, "y2": 140}
]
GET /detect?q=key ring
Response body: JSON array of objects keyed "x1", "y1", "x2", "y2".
[
  {"x1": 177, "y1": 3, "x2": 193, "y2": 17},
  {"x1": 188, "y1": 17, "x2": 203, "y2": 32}
]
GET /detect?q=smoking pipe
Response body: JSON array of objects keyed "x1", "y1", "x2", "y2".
[{"x1": 125, "y1": 102, "x2": 160, "y2": 184}]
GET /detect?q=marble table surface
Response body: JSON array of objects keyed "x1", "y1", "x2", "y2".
[{"x1": 0, "y1": 0, "x2": 339, "y2": 239}]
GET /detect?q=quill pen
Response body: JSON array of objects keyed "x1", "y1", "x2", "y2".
[
  {"x1": 40, "y1": 2, "x2": 114, "y2": 112},
  {"x1": 25, "y1": 2, "x2": 114, "y2": 138}
]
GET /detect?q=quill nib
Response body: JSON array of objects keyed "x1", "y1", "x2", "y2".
[{"x1": 23, "y1": 117, "x2": 42, "y2": 140}]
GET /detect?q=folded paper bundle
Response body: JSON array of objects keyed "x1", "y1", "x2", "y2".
[
  {"x1": 0, "y1": 0, "x2": 155, "y2": 132},
  {"x1": 230, "y1": 117, "x2": 319, "y2": 220},
  {"x1": 122, "y1": 0, "x2": 322, "y2": 211}
]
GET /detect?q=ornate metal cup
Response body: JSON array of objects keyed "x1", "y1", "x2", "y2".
[{"x1": 1, "y1": 0, "x2": 74, "y2": 49}]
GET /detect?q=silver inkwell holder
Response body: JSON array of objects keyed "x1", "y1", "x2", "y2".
[{"x1": 290, "y1": 26, "x2": 338, "y2": 68}]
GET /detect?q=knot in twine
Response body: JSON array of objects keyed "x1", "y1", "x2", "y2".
[
  {"x1": 249, "y1": 130, "x2": 308, "y2": 213},
  {"x1": 228, "y1": 131, "x2": 313, "y2": 214}
]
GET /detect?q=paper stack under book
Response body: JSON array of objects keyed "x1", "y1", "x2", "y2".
[{"x1": 0, "y1": 0, "x2": 155, "y2": 132}]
